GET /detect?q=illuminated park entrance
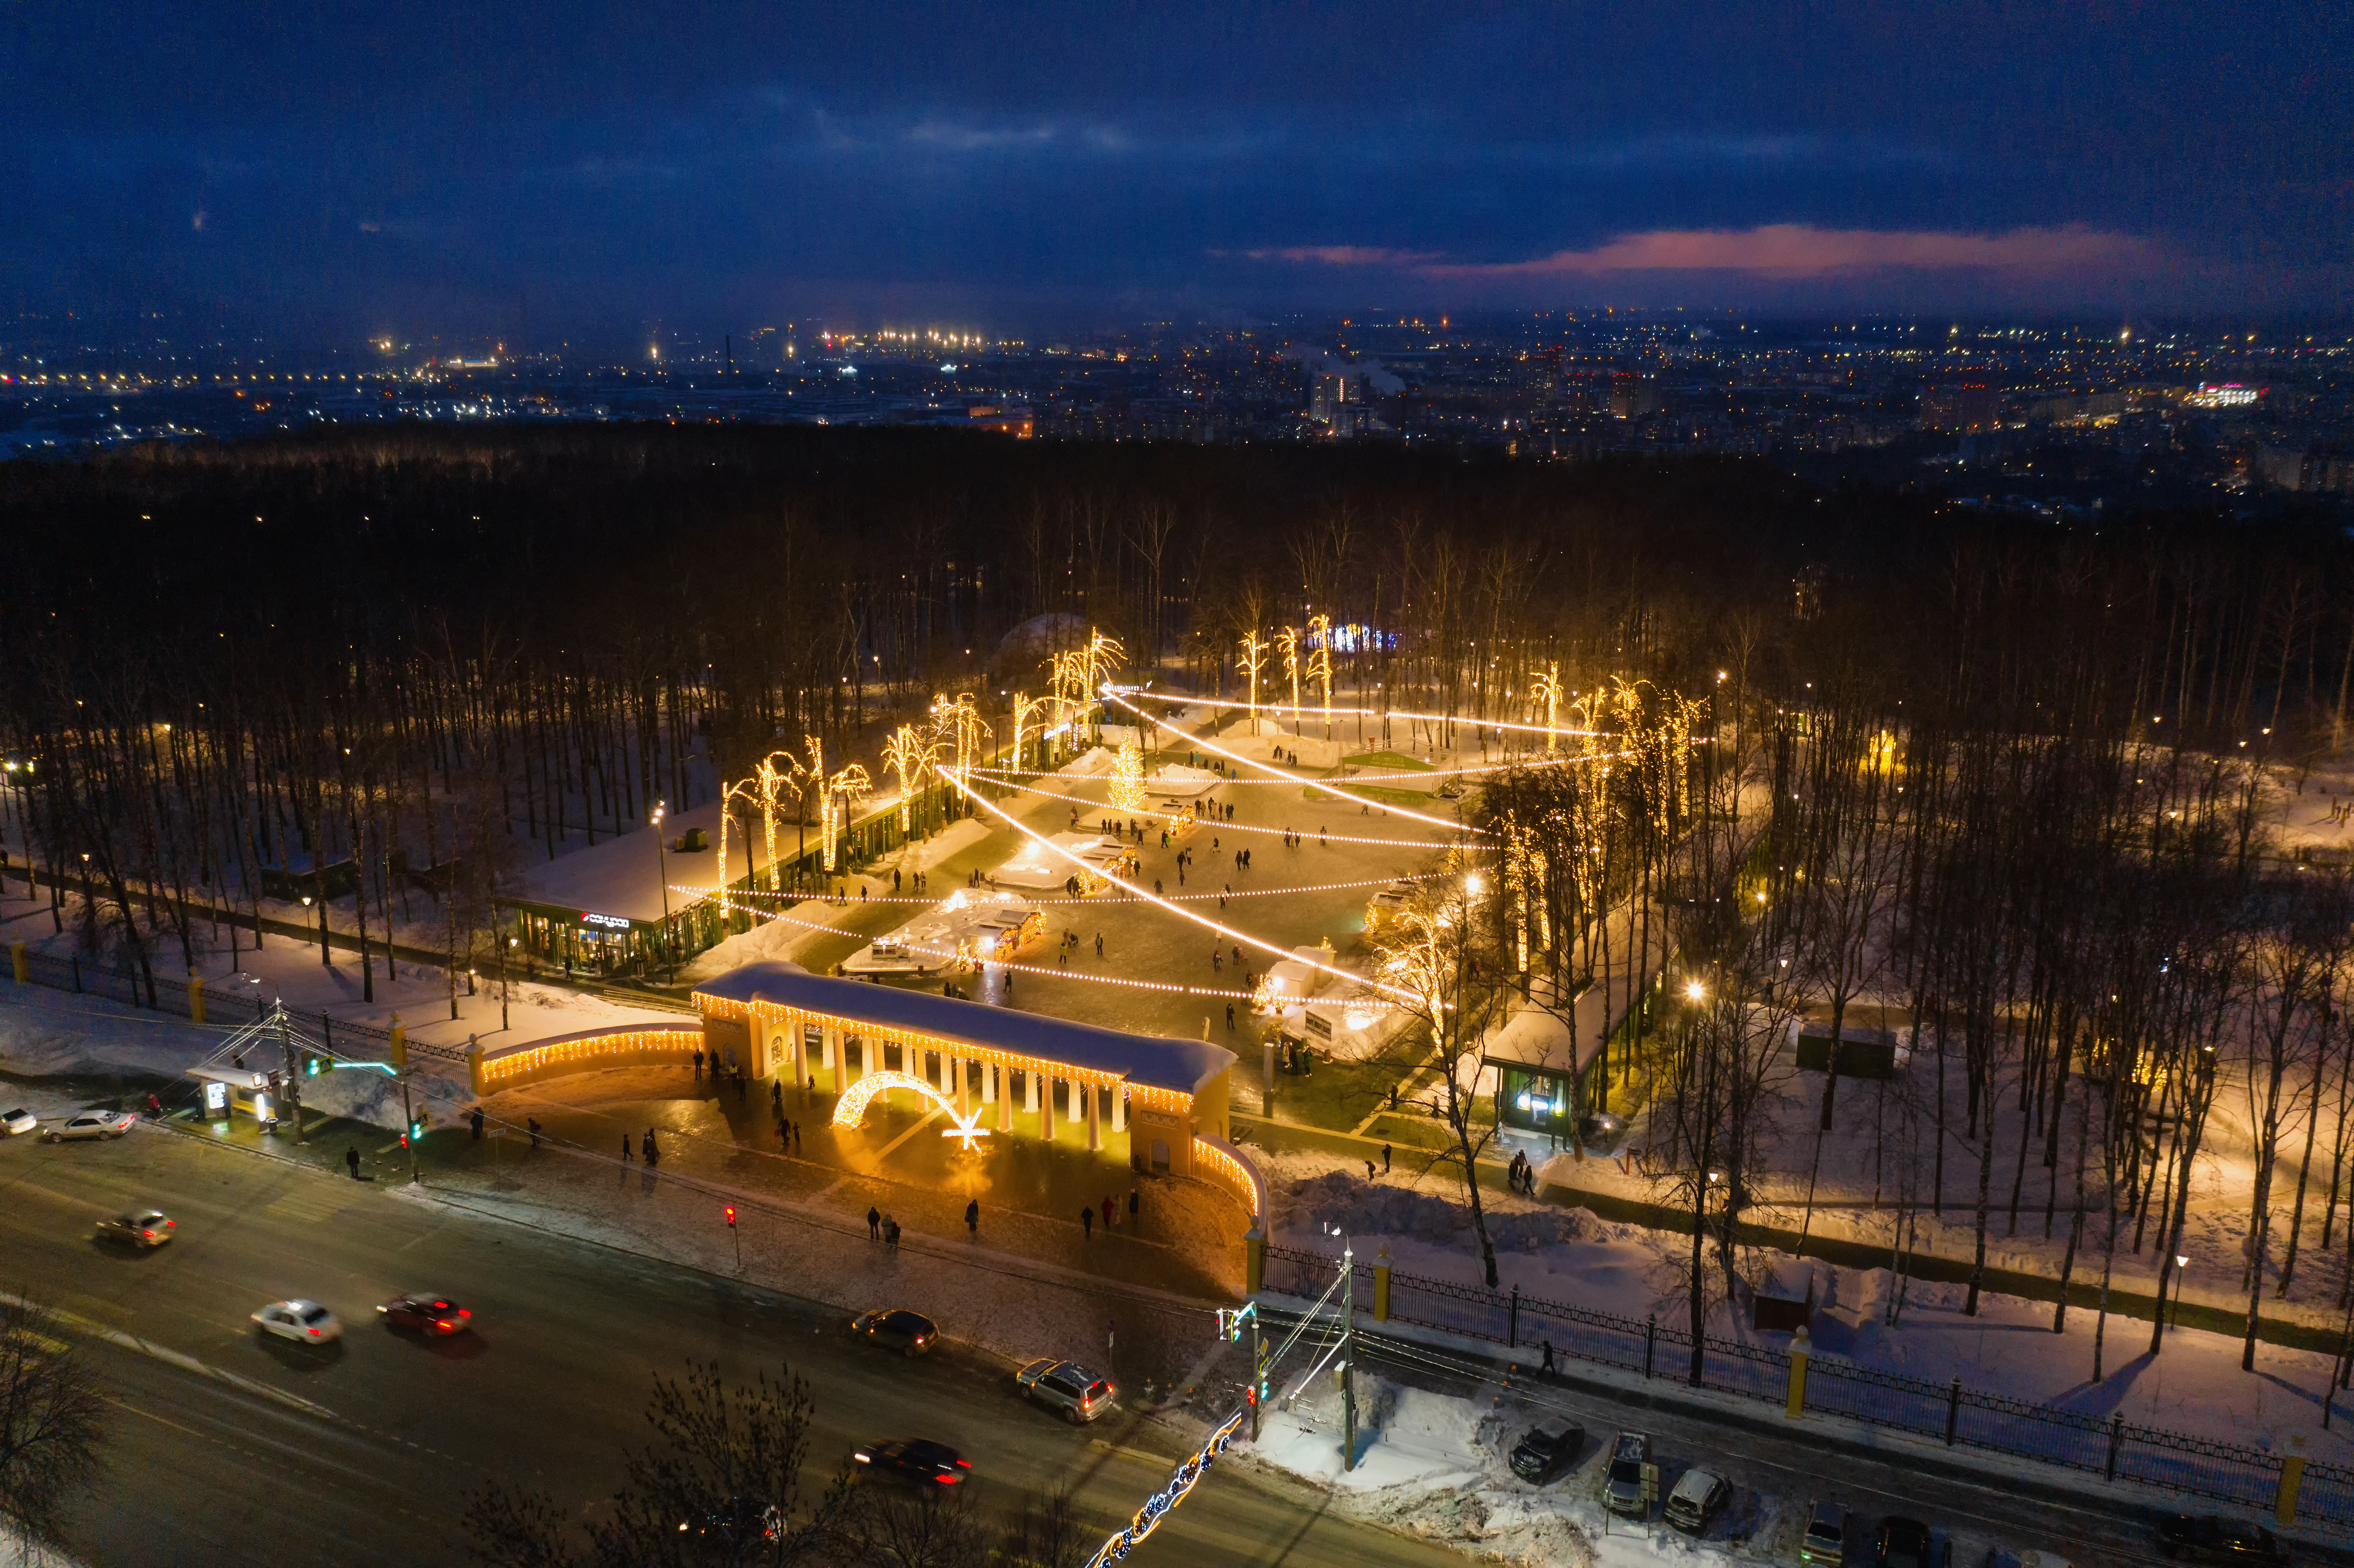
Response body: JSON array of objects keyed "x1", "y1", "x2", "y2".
[{"x1": 690, "y1": 963, "x2": 1261, "y2": 1218}]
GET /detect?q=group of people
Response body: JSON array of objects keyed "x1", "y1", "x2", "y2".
[
  {"x1": 1506, "y1": 1148, "x2": 1541, "y2": 1195},
  {"x1": 891, "y1": 867, "x2": 932, "y2": 894},
  {"x1": 866, "y1": 1207, "x2": 901, "y2": 1247},
  {"x1": 623, "y1": 1127, "x2": 661, "y2": 1166},
  {"x1": 1077, "y1": 1188, "x2": 1141, "y2": 1239}
]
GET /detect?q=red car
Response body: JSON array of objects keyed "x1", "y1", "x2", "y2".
[{"x1": 376, "y1": 1293, "x2": 472, "y2": 1335}]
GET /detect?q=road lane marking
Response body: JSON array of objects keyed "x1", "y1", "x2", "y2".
[{"x1": 0, "y1": 1288, "x2": 337, "y2": 1421}]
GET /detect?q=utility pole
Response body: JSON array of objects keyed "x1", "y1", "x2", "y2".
[
  {"x1": 399, "y1": 1070, "x2": 420, "y2": 1185},
  {"x1": 1341, "y1": 1235, "x2": 1357, "y2": 1472},
  {"x1": 277, "y1": 1004, "x2": 305, "y2": 1145},
  {"x1": 1249, "y1": 1308, "x2": 1264, "y2": 1442}
]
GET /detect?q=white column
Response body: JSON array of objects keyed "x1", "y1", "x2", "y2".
[
  {"x1": 982, "y1": 1061, "x2": 997, "y2": 1104},
  {"x1": 1025, "y1": 1068, "x2": 1040, "y2": 1114},
  {"x1": 998, "y1": 1067, "x2": 1014, "y2": 1132},
  {"x1": 1086, "y1": 1083, "x2": 1101, "y2": 1151},
  {"x1": 1041, "y1": 1075, "x2": 1056, "y2": 1141},
  {"x1": 955, "y1": 1056, "x2": 970, "y2": 1117},
  {"x1": 1112, "y1": 1086, "x2": 1127, "y2": 1134}
]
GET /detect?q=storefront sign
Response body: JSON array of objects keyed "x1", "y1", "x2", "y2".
[{"x1": 580, "y1": 911, "x2": 633, "y2": 932}]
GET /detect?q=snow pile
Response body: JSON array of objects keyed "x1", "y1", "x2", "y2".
[
  {"x1": 679, "y1": 917, "x2": 818, "y2": 984},
  {"x1": 1279, "y1": 1170, "x2": 1601, "y2": 1253}
]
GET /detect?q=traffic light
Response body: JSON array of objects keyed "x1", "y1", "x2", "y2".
[
  {"x1": 1216, "y1": 1302, "x2": 1257, "y2": 1343},
  {"x1": 305, "y1": 1054, "x2": 321, "y2": 1076},
  {"x1": 724, "y1": 1205, "x2": 738, "y2": 1228},
  {"x1": 408, "y1": 1116, "x2": 426, "y2": 1142}
]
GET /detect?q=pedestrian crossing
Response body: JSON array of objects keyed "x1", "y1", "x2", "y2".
[{"x1": 261, "y1": 1183, "x2": 356, "y2": 1224}]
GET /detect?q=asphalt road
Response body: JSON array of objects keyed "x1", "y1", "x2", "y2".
[{"x1": 0, "y1": 1121, "x2": 1466, "y2": 1568}]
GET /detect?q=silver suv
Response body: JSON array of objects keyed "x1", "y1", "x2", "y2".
[
  {"x1": 1602, "y1": 1431, "x2": 1651, "y2": 1517},
  {"x1": 1804, "y1": 1502, "x2": 1848, "y2": 1568},
  {"x1": 1014, "y1": 1358, "x2": 1116, "y2": 1423}
]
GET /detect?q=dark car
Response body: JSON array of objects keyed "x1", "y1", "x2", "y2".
[
  {"x1": 95, "y1": 1208, "x2": 174, "y2": 1248},
  {"x1": 1879, "y1": 1518, "x2": 1939, "y2": 1568},
  {"x1": 853, "y1": 1438, "x2": 970, "y2": 1487},
  {"x1": 377, "y1": 1294, "x2": 473, "y2": 1336},
  {"x1": 853, "y1": 1308, "x2": 940, "y2": 1356},
  {"x1": 1508, "y1": 1417, "x2": 1586, "y2": 1484},
  {"x1": 2156, "y1": 1517, "x2": 2289, "y2": 1567}
]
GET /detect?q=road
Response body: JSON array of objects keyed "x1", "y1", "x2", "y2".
[{"x1": 0, "y1": 1121, "x2": 1464, "y2": 1568}]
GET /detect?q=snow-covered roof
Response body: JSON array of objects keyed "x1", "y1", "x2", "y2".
[
  {"x1": 1481, "y1": 989, "x2": 1586, "y2": 1075},
  {"x1": 694, "y1": 962, "x2": 1236, "y2": 1096},
  {"x1": 993, "y1": 831, "x2": 1124, "y2": 890},
  {"x1": 1146, "y1": 764, "x2": 1222, "y2": 800},
  {"x1": 510, "y1": 800, "x2": 738, "y2": 924}
]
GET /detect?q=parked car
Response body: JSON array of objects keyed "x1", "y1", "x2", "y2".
[
  {"x1": 252, "y1": 1299, "x2": 342, "y2": 1344},
  {"x1": 852, "y1": 1308, "x2": 939, "y2": 1356},
  {"x1": 45, "y1": 1110, "x2": 136, "y2": 1143},
  {"x1": 2, "y1": 1106, "x2": 38, "y2": 1137},
  {"x1": 94, "y1": 1209, "x2": 174, "y2": 1248},
  {"x1": 1602, "y1": 1431, "x2": 1651, "y2": 1517},
  {"x1": 2155, "y1": 1517, "x2": 2289, "y2": 1567},
  {"x1": 1803, "y1": 1502, "x2": 1849, "y2": 1568},
  {"x1": 1014, "y1": 1358, "x2": 1115, "y2": 1423},
  {"x1": 1879, "y1": 1517, "x2": 1940, "y2": 1568},
  {"x1": 852, "y1": 1438, "x2": 969, "y2": 1487},
  {"x1": 1508, "y1": 1416, "x2": 1586, "y2": 1484},
  {"x1": 1665, "y1": 1468, "x2": 1732, "y2": 1534},
  {"x1": 377, "y1": 1294, "x2": 473, "y2": 1335}
]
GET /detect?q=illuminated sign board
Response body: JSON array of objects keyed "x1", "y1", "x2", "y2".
[{"x1": 580, "y1": 912, "x2": 633, "y2": 932}]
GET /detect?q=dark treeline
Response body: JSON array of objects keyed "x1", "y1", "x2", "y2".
[{"x1": 2, "y1": 423, "x2": 2348, "y2": 1036}]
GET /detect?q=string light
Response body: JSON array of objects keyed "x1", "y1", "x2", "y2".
[
  {"x1": 976, "y1": 772, "x2": 1470, "y2": 849},
  {"x1": 1115, "y1": 686, "x2": 1627, "y2": 741},
  {"x1": 943, "y1": 772, "x2": 1423, "y2": 1003},
  {"x1": 969, "y1": 750, "x2": 1606, "y2": 784},
  {"x1": 1102, "y1": 691, "x2": 1485, "y2": 837}
]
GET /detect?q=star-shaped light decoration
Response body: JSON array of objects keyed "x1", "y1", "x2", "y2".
[{"x1": 940, "y1": 1110, "x2": 992, "y2": 1151}]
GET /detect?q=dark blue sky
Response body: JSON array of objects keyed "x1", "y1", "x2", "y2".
[{"x1": 4, "y1": 3, "x2": 2346, "y2": 347}]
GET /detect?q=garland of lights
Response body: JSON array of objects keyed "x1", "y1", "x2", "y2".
[
  {"x1": 831, "y1": 1069, "x2": 991, "y2": 1148},
  {"x1": 701, "y1": 890, "x2": 1259, "y2": 999},
  {"x1": 1087, "y1": 1407, "x2": 1249, "y2": 1565},
  {"x1": 1114, "y1": 684, "x2": 1641, "y2": 741},
  {"x1": 1101, "y1": 690, "x2": 1486, "y2": 838},
  {"x1": 973, "y1": 751, "x2": 1600, "y2": 785},
  {"x1": 943, "y1": 772, "x2": 1425, "y2": 1004},
  {"x1": 973, "y1": 773, "x2": 1471, "y2": 849},
  {"x1": 720, "y1": 872, "x2": 1431, "y2": 907}
]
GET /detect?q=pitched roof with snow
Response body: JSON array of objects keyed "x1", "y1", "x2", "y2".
[{"x1": 694, "y1": 961, "x2": 1235, "y2": 1095}]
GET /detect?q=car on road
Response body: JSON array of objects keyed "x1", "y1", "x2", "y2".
[
  {"x1": 1507, "y1": 1416, "x2": 1586, "y2": 1484},
  {"x1": 852, "y1": 1438, "x2": 969, "y2": 1487},
  {"x1": 2, "y1": 1106, "x2": 38, "y2": 1137},
  {"x1": 1878, "y1": 1517, "x2": 1941, "y2": 1568},
  {"x1": 1665, "y1": 1468, "x2": 1731, "y2": 1534},
  {"x1": 94, "y1": 1208, "x2": 174, "y2": 1248},
  {"x1": 45, "y1": 1110, "x2": 136, "y2": 1142},
  {"x1": 2155, "y1": 1517, "x2": 2289, "y2": 1567},
  {"x1": 377, "y1": 1293, "x2": 472, "y2": 1335},
  {"x1": 1803, "y1": 1502, "x2": 1850, "y2": 1568},
  {"x1": 1014, "y1": 1358, "x2": 1115, "y2": 1423},
  {"x1": 253, "y1": 1299, "x2": 342, "y2": 1345},
  {"x1": 1602, "y1": 1430, "x2": 1651, "y2": 1517},
  {"x1": 852, "y1": 1308, "x2": 939, "y2": 1356}
]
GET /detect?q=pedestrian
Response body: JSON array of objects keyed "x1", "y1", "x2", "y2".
[
  {"x1": 693, "y1": 1048, "x2": 704, "y2": 1078},
  {"x1": 792, "y1": 1120, "x2": 802, "y2": 1151},
  {"x1": 1154, "y1": 878, "x2": 1164, "y2": 897},
  {"x1": 145, "y1": 1092, "x2": 163, "y2": 1119},
  {"x1": 894, "y1": 867, "x2": 902, "y2": 893},
  {"x1": 1128, "y1": 1186, "x2": 1140, "y2": 1224},
  {"x1": 1102, "y1": 1195, "x2": 1115, "y2": 1232},
  {"x1": 1542, "y1": 1339, "x2": 1556, "y2": 1377},
  {"x1": 345, "y1": 1145, "x2": 361, "y2": 1179},
  {"x1": 1080, "y1": 1205, "x2": 1093, "y2": 1239},
  {"x1": 1365, "y1": 1159, "x2": 1377, "y2": 1181},
  {"x1": 643, "y1": 1129, "x2": 659, "y2": 1166},
  {"x1": 966, "y1": 1198, "x2": 980, "y2": 1237},
  {"x1": 1106, "y1": 1316, "x2": 1117, "y2": 1356},
  {"x1": 527, "y1": 1117, "x2": 541, "y2": 1149},
  {"x1": 470, "y1": 1108, "x2": 485, "y2": 1140},
  {"x1": 778, "y1": 1116, "x2": 790, "y2": 1149},
  {"x1": 884, "y1": 1215, "x2": 900, "y2": 1248},
  {"x1": 621, "y1": 1133, "x2": 633, "y2": 1163},
  {"x1": 1095, "y1": 933, "x2": 1104, "y2": 958},
  {"x1": 771, "y1": 1079, "x2": 783, "y2": 1114},
  {"x1": 1226, "y1": 1002, "x2": 1236, "y2": 1029},
  {"x1": 868, "y1": 1206, "x2": 882, "y2": 1240}
]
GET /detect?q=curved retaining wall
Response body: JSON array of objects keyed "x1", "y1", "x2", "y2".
[
  {"x1": 1192, "y1": 1133, "x2": 1267, "y2": 1226},
  {"x1": 472, "y1": 1026, "x2": 705, "y2": 1095}
]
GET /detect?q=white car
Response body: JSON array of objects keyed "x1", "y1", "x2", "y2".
[
  {"x1": 252, "y1": 1299, "x2": 342, "y2": 1344},
  {"x1": 45, "y1": 1110, "x2": 136, "y2": 1142},
  {"x1": 2, "y1": 1107, "x2": 38, "y2": 1137}
]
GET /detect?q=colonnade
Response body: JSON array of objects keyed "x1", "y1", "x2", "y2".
[{"x1": 805, "y1": 1022, "x2": 1127, "y2": 1151}]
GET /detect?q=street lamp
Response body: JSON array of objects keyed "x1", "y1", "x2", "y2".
[
  {"x1": 2172, "y1": 1254, "x2": 2190, "y2": 1328},
  {"x1": 651, "y1": 803, "x2": 669, "y2": 978}
]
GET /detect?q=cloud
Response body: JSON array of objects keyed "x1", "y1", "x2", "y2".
[
  {"x1": 1237, "y1": 245, "x2": 1445, "y2": 267},
  {"x1": 1431, "y1": 224, "x2": 2145, "y2": 277}
]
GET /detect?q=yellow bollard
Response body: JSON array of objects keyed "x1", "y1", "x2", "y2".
[
  {"x1": 2277, "y1": 1434, "x2": 2306, "y2": 1524},
  {"x1": 12, "y1": 939, "x2": 28, "y2": 984},
  {"x1": 1786, "y1": 1325, "x2": 1812, "y2": 1419},
  {"x1": 1374, "y1": 1247, "x2": 1393, "y2": 1323},
  {"x1": 388, "y1": 1013, "x2": 408, "y2": 1071},
  {"x1": 187, "y1": 969, "x2": 206, "y2": 1026},
  {"x1": 467, "y1": 1033, "x2": 485, "y2": 1098}
]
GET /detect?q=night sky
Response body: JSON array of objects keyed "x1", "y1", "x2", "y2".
[{"x1": 4, "y1": 3, "x2": 2347, "y2": 345}]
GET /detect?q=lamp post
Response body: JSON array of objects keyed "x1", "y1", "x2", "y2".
[{"x1": 651, "y1": 803, "x2": 669, "y2": 979}]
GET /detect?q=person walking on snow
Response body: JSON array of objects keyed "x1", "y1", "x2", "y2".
[
  {"x1": 345, "y1": 1145, "x2": 361, "y2": 1179},
  {"x1": 965, "y1": 1198, "x2": 980, "y2": 1237},
  {"x1": 1080, "y1": 1205, "x2": 1093, "y2": 1239},
  {"x1": 868, "y1": 1206, "x2": 882, "y2": 1240}
]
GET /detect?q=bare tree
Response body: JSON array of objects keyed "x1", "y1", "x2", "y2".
[{"x1": 0, "y1": 1295, "x2": 108, "y2": 1557}]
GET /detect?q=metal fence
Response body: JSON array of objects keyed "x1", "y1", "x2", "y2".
[
  {"x1": 7, "y1": 947, "x2": 468, "y2": 1063},
  {"x1": 1262, "y1": 1241, "x2": 2354, "y2": 1531}
]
